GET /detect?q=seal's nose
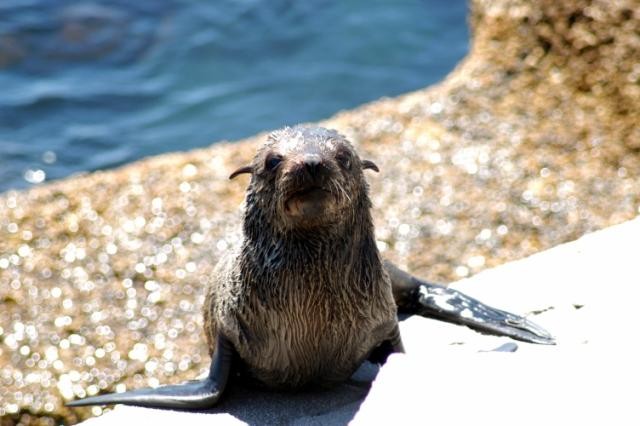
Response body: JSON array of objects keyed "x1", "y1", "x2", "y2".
[{"x1": 303, "y1": 154, "x2": 322, "y2": 177}]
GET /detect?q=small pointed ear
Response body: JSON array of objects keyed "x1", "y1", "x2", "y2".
[
  {"x1": 361, "y1": 160, "x2": 379, "y2": 173},
  {"x1": 229, "y1": 165, "x2": 253, "y2": 180}
]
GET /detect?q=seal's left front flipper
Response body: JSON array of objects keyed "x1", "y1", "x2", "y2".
[
  {"x1": 66, "y1": 335, "x2": 235, "y2": 409},
  {"x1": 384, "y1": 261, "x2": 555, "y2": 345}
]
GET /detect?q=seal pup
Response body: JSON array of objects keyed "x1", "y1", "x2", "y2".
[{"x1": 68, "y1": 126, "x2": 553, "y2": 409}]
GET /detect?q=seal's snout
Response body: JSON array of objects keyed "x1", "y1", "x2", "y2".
[{"x1": 303, "y1": 153, "x2": 322, "y2": 178}]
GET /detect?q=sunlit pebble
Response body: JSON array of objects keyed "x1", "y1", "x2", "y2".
[
  {"x1": 179, "y1": 300, "x2": 191, "y2": 311},
  {"x1": 127, "y1": 183, "x2": 144, "y2": 195},
  {"x1": 36, "y1": 237, "x2": 51, "y2": 250},
  {"x1": 26, "y1": 324, "x2": 37, "y2": 339},
  {"x1": 397, "y1": 224, "x2": 411, "y2": 237},
  {"x1": 85, "y1": 406, "x2": 102, "y2": 417},
  {"x1": 44, "y1": 346, "x2": 59, "y2": 362},
  {"x1": 436, "y1": 219, "x2": 453, "y2": 236},
  {"x1": 153, "y1": 334, "x2": 167, "y2": 350},
  {"x1": 109, "y1": 350, "x2": 121, "y2": 362},
  {"x1": 10, "y1": 254, "x2": 20, "y2": 265},
  {"x1": 145, "y1": 360, "x2": 158, "y2": 373},
  {"x1": 186, "y1": 205, "x2": 198, "y2": 217},
  {"x1": 143, "y1": 280, "x2": 159, "y2": 292},
  {"x1": 147, "y1": 291, "x2": 162, "y2": 304},
  {"x1": 190, "y1": 232, "x2": 205, "y2": 244},
  {"x1": 72, "y1": 385, "x2": 87, "y2": 399},
  {"x1": 216, "y1": 239, "x2": 228, "y2": 252},
  {"x1": 84, "y1": 356, "x2": 96, "y2": 367},
  {"x1": 54, "y1": 316, "x2": 72, "y2": 328},
  {"x1": 122, "y1": 220, "x2": 136, "y2": 234},
  {"x1": 56, "y1": 374, "x2": 74, "y2": 400},
  {"x1": 467, "y1": 255, "x2": 486, "y2": 268},
  {"x1": 151, "y1": 197, "x2": 164, "y2": 212},
  {"x1": 439, "y1": 195, "x2": 452, "y2": 207},
  {"x1": 199, "y1": 218, "x2": 212, "y2": 230},
  {"x1": 162, "y1": 348, "x2": 174, "y2": 360},
  {"x1": 429, "y1": 102, "x2": 443, "y2": 114},
  {"x1": 178, "y1": 359, "x2": 191, "y2": 371},
  {"x1": 428, "y1": 152, "x2": 442, "y2": 164},
  {"x1": 395, "y1": 241, "x2": 410, "y2": 256},
  {"x1": 69, "y1": 334, "x2": 85, "y2": 346},
  {"x1": 134, "y1": 216, "x2": 146, "y2": 228},
  {"x1": 477, "y1": 228, "x2": 492, "y2": 241},
  {"x1": 5, "y1": 195, "x2": 17, "y2": 208},
  {"x1": 112, "y1": 383, "x2": 126, "y2": 394},
  {"x1": 182, "y1": 163, "x2": 198, "y2": 178},
  {"x1": 455, "y1": 265, "x2": 470, "y2": 277},
  {"x1": 67, "y1": 220, "x2": 79, "y2": 233}
]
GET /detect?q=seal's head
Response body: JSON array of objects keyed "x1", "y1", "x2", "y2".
[{"x1": 230, "y1": 126, "x2": 379, "y2": 232}]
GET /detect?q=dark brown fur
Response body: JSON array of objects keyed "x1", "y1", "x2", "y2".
[{"x1": 203, "y1": 126, "x2": 398, "y2": 389}]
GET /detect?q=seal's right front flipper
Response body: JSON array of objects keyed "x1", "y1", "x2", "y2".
[{"x1": 66, "y1": 336, "x2": 235, "y2": 409}]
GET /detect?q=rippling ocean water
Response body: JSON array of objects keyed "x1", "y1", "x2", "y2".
[{"x1": 0, "y1": 0, "x2": 468, "y2": 192}]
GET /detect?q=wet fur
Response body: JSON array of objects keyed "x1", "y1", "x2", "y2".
[{"x1": 203, "y1": 127, "x2": 397, "y2": 388}]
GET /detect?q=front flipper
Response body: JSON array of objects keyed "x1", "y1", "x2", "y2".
[
  {"x1": 66, "y1": 336, "x2": 235, "y2": 409},
  {"x1": 384, "y1": 261, "x2": 555, "y2": 345}
]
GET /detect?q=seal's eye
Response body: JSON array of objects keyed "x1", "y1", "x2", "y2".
[
  {"x1": 265, "y1": 154, "x2": 283, "y2": 171},
  {"x1": 336, "y1": 154, "x2": 351, "y2": 170}
]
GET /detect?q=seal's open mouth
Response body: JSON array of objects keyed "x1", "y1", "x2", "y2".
[{"x1": 284, "y1": 186, "x2": 331, "y2": 218}]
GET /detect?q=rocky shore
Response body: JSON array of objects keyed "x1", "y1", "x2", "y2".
[{"x1": 1, "y1": 0, "x2": 639, "y2": 424}]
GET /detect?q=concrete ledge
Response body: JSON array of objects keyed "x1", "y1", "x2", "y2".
[{"x1": 81, "y1": 217, "x2": 640, "y2": 425}]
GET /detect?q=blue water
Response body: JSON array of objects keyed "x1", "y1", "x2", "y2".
[{"x1": 0, "y1": 0, "x2": 468, "y2": 192}]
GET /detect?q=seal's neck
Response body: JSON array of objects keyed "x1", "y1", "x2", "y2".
[{"x1": 242, "y1": 192, "x2": 383, "y2": 281}]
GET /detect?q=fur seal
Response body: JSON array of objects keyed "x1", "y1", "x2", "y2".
[{"x1": 67, "y1": 126, "x2": 553, "y2": 409}]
